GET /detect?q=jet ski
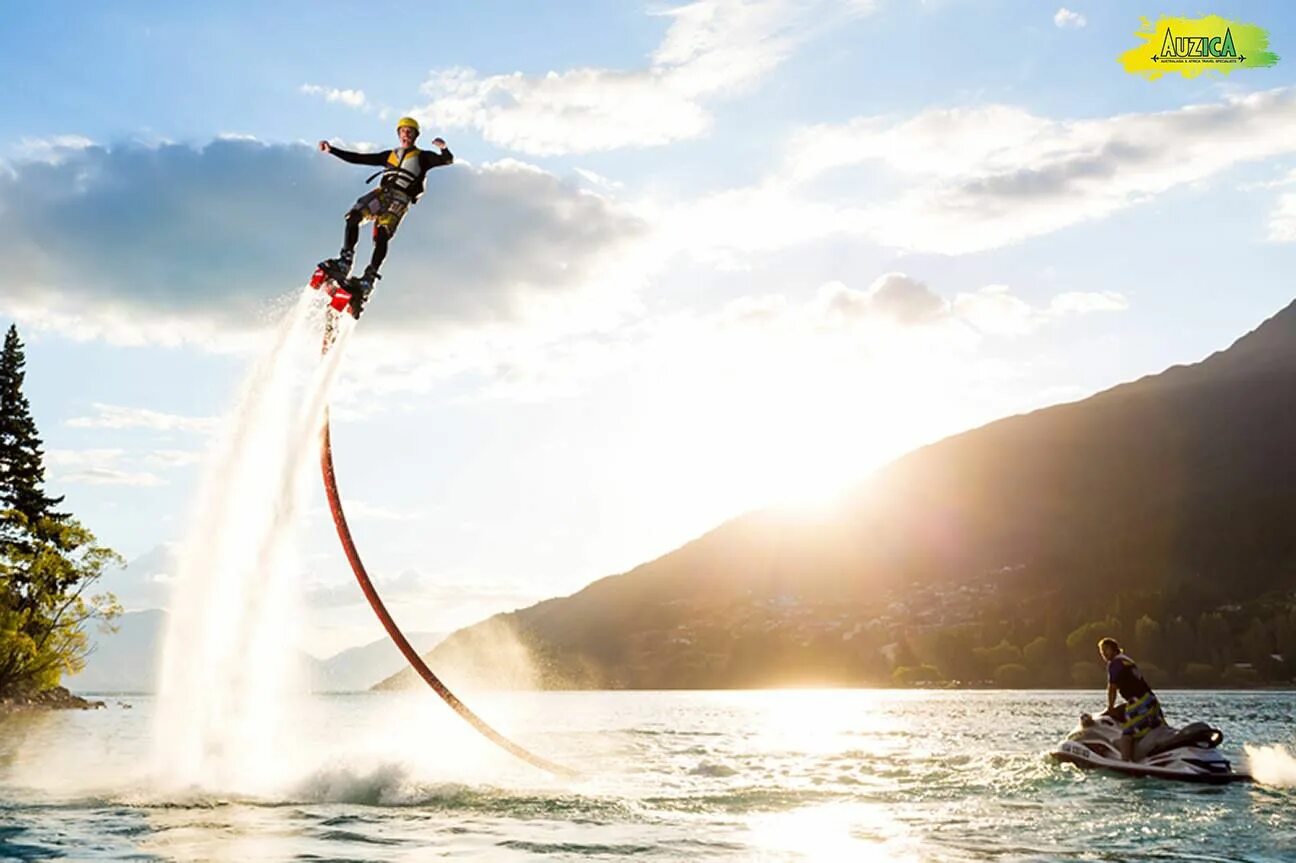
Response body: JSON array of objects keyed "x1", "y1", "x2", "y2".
[{"x1": 1050, "y1": 708, "x2": 1251, "y2": 784}]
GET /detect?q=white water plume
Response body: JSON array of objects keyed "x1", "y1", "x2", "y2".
[
  {"x1": 1244, "y1": 743, "x2": 1296, "y2": 787},
  {"x1": 153, "y1": 287, "x2": 354, "y2": 795}
]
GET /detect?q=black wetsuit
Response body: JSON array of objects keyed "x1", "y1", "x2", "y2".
[{"x1": 328, "y1": 144, "x2": 454, "y2": 276}]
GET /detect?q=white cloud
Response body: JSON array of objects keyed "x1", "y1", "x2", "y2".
[
  {"x1": 414, "y1": 0, "x2": 877, "y2": 155},
  {"x1": 418, "y1": 65, "x2": 710, "y2": 156},
  {"x1": 862, "y1": 90, "x2": 1296, "y2": 253},
  {"x1": 46, "y1": 449, "x2": 166, "y2": 487},
  {"x1": 58, "y1": 467, "x2": 166, "y2": 487},
  {"x1": 9, "y1": 135, "x2": 96, "y2": 166},
  {"x1": 817, "y1": 273, "x2": 950, "y2": 326},
  {"x1": 573, "y1": 168, "x2": 624, "y2": 191},
  {"x1": 67, "y1": 403, "x2": 219, "y2": 433},
  {"x1": 46, "y1": 445, "x2": 204, "y2": 486},
  {"x1": 681, "y1": 88, "x2": 1296, "y2": 257},
  {"x1": 1053, "y1": 8, "x2": 1086, "y2": 29},
  {"x1": 46, "y1": 448, "x2": 127, "y2": 468},
  {"x1": 950, "y1": 285, "x2": 1127, "y2": 335},
  {"x1": 141, "y1": 449, "x2": 205, "y2": 469},
  {"x1": 300, "y1": 84, "x2": 368, "y2": 109},
  {"x1": 1267, "y1": 192, "x2": 1296, "y2": 242},
  {"x1": 1047, "y1": 290, "x2": 1129, "y2": 315},
  {"x1": 1243, "y1": 167, "x2": 1296, "y2": 191},
  {"x1": 949, "y1": 285, "x2": 1128, "y2": 336},
  {"x1": 788, "y1": 105, "x2": 1055, "y2": 183},
  {"x1": 953, "y1": 285, "x2": 1037, "y2": 336},
  {"x1": 811, "y1": 279, "x2": 1124, "y2": 337}
]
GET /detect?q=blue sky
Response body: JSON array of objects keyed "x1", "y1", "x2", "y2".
[{"x1": 4, "y1": 1, "x2": 1296, "y2": 656}]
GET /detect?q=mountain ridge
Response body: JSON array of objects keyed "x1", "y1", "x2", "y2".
[
  {"x1": 366, "y1": 297, "x2": 1293, "y2": 688},
  {"x1": 67, "y1": 610, "x2": 443, "y2": 693}
]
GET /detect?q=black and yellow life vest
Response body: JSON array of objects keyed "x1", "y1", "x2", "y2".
[{"x1": 367, "y1": 147, "x2": 429, "y2": 201}]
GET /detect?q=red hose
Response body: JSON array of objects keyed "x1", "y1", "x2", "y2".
[{"x1": 320, "y1": 318, "x2": 575, "y2": 778}]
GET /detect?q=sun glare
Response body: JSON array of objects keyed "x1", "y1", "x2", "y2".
[
  {"x1": 748, "y1": 803, "x2": 921, "y2": 861},
  {"x1": 624, "y1": 318, "x2": 939, "y2": 520}
]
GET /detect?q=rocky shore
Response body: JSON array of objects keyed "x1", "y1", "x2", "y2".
[{"x1": 0, "y1": 686, "x2": 105, "y2": 712}]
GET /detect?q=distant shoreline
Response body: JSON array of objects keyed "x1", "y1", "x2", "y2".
[{"x1": 1, "y1": 686, "x2": 105, "y2": 713}]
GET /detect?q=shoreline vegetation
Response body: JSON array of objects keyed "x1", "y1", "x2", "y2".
[
  {"x1": 1, "y1": 685, "x2": 104, "y2": 712},
  {"x1": 0, "y1": 325, "x2": 122, "y2": 709}
]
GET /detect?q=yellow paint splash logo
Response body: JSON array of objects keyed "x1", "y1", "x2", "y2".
[{"x1": 1120, "y1": 15, "x2": 1279, "y2": 79}]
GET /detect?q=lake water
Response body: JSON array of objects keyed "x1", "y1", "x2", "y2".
[{"x1": 1, "y1": 689, "x2": 1293, "y2": 861}]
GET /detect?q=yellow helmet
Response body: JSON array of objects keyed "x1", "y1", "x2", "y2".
[{"x1": 396, "y1": 116, "x2": 420, "y2": 135}]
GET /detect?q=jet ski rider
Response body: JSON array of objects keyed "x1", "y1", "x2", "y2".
[{"x1": 1098, "y1": 637, "x2": 1165, "y2": 762}]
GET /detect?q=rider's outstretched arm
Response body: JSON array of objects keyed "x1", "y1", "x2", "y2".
[{"x1": 319, "y1": 141, "x2": 391, "y2": 166}]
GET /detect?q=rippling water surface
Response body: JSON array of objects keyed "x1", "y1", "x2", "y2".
[{"x1": 1, "y1": 689, "x2": 1292, "y2": 861}]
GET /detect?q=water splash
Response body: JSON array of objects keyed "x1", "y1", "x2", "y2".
[
  {"x1": 153, "y1": 288, "x2": 354, "y2": 795},
  {"x1": 1244, "y1": 743, "x2": 1296, "y2": 787}
]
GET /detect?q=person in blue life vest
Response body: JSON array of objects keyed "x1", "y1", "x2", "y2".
[
  {"x1": 315, "y1": 116, "x2": 453, "y2": 316},
  {"x1": 1099, "y1": 636, "x2": 1165, "y2": 762}
]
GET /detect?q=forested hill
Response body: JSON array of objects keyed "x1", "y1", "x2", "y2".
[
  {"x1": 846, "y1": 295, "x2": 1296, "y2": 599},
  {"x1": 377, "y1": 299, "x2": 1296, "y2": 691}
]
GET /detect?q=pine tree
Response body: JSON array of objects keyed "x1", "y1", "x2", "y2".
[
  {"x1": 0, "y1": 324, "x2": 120, "y2": 696},
  {"x1": 0, "y1": 325, "x2": 65, "y2": 530}
]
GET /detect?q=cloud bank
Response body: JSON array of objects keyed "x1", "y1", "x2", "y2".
[
  {"x1": 1, "y1": 139, "x2": 646, "y2": 347},
  {"x1": 675, "y1": 88, "x2": 1296, "y2": 258}
]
